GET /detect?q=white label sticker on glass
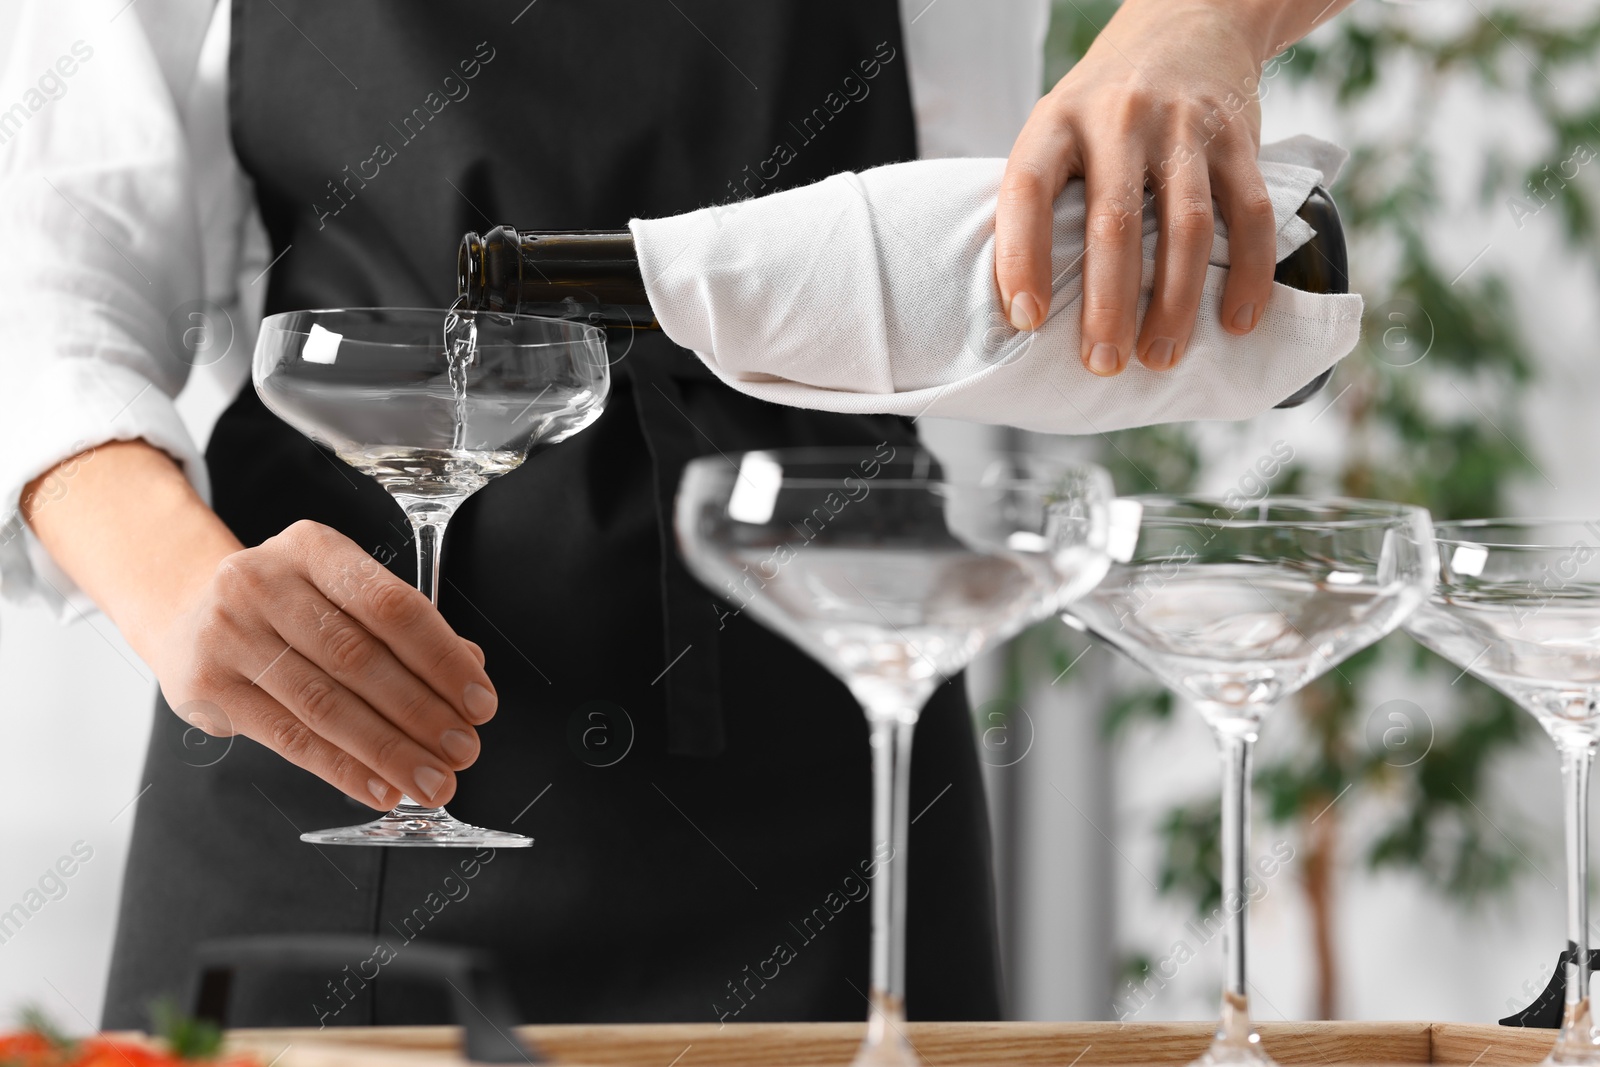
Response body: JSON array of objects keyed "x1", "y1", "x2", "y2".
[
  {"x1": 728, "y1": 452, "x2": 783, "y2": 525},
  {"x1": 1106, "y1": 498, "x2": 1144, "y2": 562},
  {"x1": 1449, "y1": 543, "x2": 1489, "y2": 578},
  {"x1": 302, "y1": 323, "x2": 343, "y2": 365},
  {"x1": 1005, "y1": 531, "x2": 1048, "y2": 554}
]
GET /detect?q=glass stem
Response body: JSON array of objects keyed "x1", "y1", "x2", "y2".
[
  {"x1": 396, "y1": 506, "x2": 453, "y2": 816},
  {"x1": 1203, "y1": 705, "x2": 1266, "y2": 1062},
  {"x1": 861, "y1": 714, "x2": 917, "y2": 1065},
  {"x1": 1556, "y1": 737, "x2": 1598, "y2": 1061},
  {"x1": 409, "y1": 508, "x2": 449, "y2": 608}
]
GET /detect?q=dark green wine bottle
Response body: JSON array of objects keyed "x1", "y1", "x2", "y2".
[
  {"x1": 457, "y1": 186, "x2": 1349, "y2": 408},
  {"x1": 1271, "y1": 186, "x2": 1347, "y2": 408},
  {"x1": 457, "y1": 228, "x2": 653, "y2": 329}
]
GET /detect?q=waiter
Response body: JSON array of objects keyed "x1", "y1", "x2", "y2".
[{"x1": 1, "y1": 0, "x2": 1350, "y2": 1028}]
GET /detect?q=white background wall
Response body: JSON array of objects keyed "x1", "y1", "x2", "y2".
[
  {"x1": 2, "y1": 0, "x2": 1599, "y2": 1036},
  {"x1": 0, "y1": 3, "x2": 161, "y2": 1034}
]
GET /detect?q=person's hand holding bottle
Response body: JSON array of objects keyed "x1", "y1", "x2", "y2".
[{"x1": 995, "y1": 0, "x2": 1354, "y2": 376}]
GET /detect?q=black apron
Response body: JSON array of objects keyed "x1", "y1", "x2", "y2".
[{"x1": 103, "y1": 0, "x2": 1001, "y2": 1028}]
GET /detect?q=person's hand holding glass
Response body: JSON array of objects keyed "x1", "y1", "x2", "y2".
[{"x1": 242, "y1": 307, "x2": 607, "y2": 844}]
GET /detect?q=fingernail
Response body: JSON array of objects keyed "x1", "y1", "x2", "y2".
[
  {"x1": 1088, "y1": 343, "x2": 1119, "y2": 376},
  {"x1": 463, "y1": 682, "x2": 497, "y2": 723},
  {"x1": 1145, "y1": 338, "x2": 1175, "y2": 370},
  {"x1": 440, "y1": 728, "x2": 478, "y2": 764},
  {"x1": 368, "y1": 778, "x2": 392, "y2": 806},
  {"x1": 414, "y1": 765, "x2": 447, "y2": 803},
  {"x1": 1232, "y1": 303, "x2": 1256, "y2": 331},
  {"x1": 1008, "y1": 291, "x2": 1041, "y2": 331}
]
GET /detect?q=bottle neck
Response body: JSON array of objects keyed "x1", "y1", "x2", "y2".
[{"x1": 457, "y1": 226, "x2": 658, "y2": 329}]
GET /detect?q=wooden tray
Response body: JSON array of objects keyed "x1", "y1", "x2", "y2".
[{"x1": 211, "y1": 1020, "x2": 1557, "y2": 1067}]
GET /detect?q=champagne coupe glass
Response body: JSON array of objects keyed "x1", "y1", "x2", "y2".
[
  {"x1": 1405, "y1": 520, "x2": 1600, "y2": 1064},
  {"x1": 675, "y1": 447, "x2": 1120, "y2": 1067},
  {"x1": 1061, "y1": 497, "x2": 1436, "y2": 1066},
  {"x1": 253, "y1": 307, "x2": 608, "y2": 846}
]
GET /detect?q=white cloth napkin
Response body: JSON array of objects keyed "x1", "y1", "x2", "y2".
[{"x1": 630, "y1": 135, "x2": 1363, "y2": 434}]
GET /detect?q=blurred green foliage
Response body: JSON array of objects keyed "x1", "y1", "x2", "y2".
[{"x1": 1035, "y1": 0, "x2": 1600, "y2": 940}]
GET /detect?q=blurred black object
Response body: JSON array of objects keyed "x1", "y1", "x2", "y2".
[
  {"x1": 189, "y1": 935, "x2": 538, "y2": 1062},
  {"x1": 1499, "y1": 944, "x2": 1600, "y2": 1027}
]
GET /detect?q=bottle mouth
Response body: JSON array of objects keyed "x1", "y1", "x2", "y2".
[
  {"x1": 457, "y1": 230, "x2": 485, "y2": 309},
  {"x1": 458, "y1": 225, "x2": 523, "y2": 311}
]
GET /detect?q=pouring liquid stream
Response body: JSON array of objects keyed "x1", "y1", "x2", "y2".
[
  {"x1": 324, "y1": 299, "x2": 520, "y2": 501},
  {"x1": 443, "y1": 295, "x2": 477, "y2": 452}
]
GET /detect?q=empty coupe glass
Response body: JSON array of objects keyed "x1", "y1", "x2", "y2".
[
  {"x1": 253, "y1": 306, "x2": 608, "y2": 845},
  {"x1": 675, "y1": 447, "x2": 1119, "y2": 1067},
  {"x1": 1405, "y1": 520, "x2": 1600, "y2": 1064},
  {"x1": 1062, "y1": 497, "x2": 1436, "y2": 1066}
]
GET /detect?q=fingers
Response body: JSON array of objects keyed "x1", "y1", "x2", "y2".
[
  {"x1": 172, "y1": 527, "x2": 502, "y2": 812},
  {"x1": 1211, "y1": 141, "x2": 1277, "y2": 335},
  {"x1": 249, "y1": 643, "x2": 459, "y2": 807},
  {"x1": 1080, "y1": 151, "x2": 1148, "y2": 376},
  {"x1": 282, "y1": 521, "x2": 499, "y2": 726},
  {"x1": 995, "y1": 101, "x2": 1079, "y2": 331},
  {"x1": 1137, "y1": 152, "x2": 1214, "y2": 371},
  {"x1": 205, "y1": 685, "x2": 400, "y2": 811},
  {"x1": 276, "y1": 584, "x2": 481, "y2": 770}
]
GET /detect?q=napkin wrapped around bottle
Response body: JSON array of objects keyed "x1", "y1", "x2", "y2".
[{"x1": 629, "y1": 135, "x2": 1362, "y2": 434}]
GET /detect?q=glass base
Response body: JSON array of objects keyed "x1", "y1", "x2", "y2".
[
  {"x1": 1550, "y1": 1000, "x2": 1600, "y2": 1064},
  {"x1": 301, "y1": 798, "x2": 532, "y2": 848},
  {"x1": 851, "y1": 992, "x2": 921, "y2": 1067},
  {"x1": 1190, "y1": 1040, "x2": 1276, "y2": 1067},
  {"x1": 1190, "y1": 992, "x2": 1275, "y2": 1067}
]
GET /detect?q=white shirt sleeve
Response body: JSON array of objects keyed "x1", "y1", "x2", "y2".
[
  {"x1": 899, "y1": 0, "x2": 1050, "y2": 159},
  {"x1": 0, "y1": 0, "x2": 1039, "y2": 619},
  {"x1": 0, "y1": 0, "x2": 257, "y2": 620}
]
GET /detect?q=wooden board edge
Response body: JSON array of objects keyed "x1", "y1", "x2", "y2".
[{"x1": 1429, "y1": 1022, "x2": 1555, "y2": 1066}]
